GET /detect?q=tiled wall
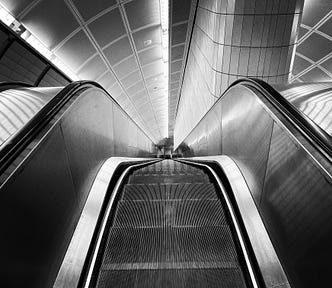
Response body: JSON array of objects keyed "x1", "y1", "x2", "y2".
[{"x1": 174, "y1": 0, "x2": 304, "y2": 146}]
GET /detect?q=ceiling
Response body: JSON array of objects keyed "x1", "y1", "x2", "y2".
[
  {"x1": 291, "y1": 0, "x2": 332, "y2": 83},
  {"x1": 0, "y1": 0, "x2": 330, "y2": 142},
  {"x1": 0, "y1": 0, "x2": 171, "y2": 142}
]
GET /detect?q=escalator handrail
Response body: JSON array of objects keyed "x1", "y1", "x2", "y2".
[
  {"x1": 0, "y1": 81, "x2": 33, "y2": 92},
  {"x1": 179, "y1": 78, "x2": 332, "y2": 158},
  {"x1": 0, "y1": 80, "x2": 155, "y2": 176},
  {"x1": 0, "y1": 81, "x2": 95, "y2": 174},
  {"x1": 232, "y1": 78, "x2": 332, "y2": 158}
]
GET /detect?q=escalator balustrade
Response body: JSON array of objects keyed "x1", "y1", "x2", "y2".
[{"x1": 90, "y1": 160, "x2": 252, "y2": 288}]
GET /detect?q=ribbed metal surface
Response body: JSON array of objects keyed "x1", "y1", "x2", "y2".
[{"x1": 93, "y1": 160, "x2": 249, "y2": 287}]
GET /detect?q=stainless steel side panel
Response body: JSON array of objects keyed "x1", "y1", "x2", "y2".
[
  {"x1": 221, "y1": 86, "x2": 274, "y2": 204},
  {"x1": 0, "y1": 87, "x2": 155, "y2": 288},
  {"x1": 176, "y1": 83, "x2": 332, "y2": 288},
  {"x1": 261, "y1": 122, "x2": 332, "y2": 287},
  {"x1": 181, "y1": 156, "x2": 290, "y2": 288},
  {"x1": 53, "y1": 157, "x2": 156, "y2": 288}
]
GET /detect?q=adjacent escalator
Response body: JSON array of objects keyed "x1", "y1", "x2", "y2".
[{"x1": 86, "y1": 160, "x2": 255, "y2": 288}]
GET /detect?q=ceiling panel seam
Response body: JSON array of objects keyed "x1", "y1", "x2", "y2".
[
  {"x1": 292, "y1": 52, "x2": 332, "y2": 81},
  {"x1": 100, "y1": 34, "x2": 128, "y2": 52},
  {"x1": 315, "y1": 30, "x2": 332, "y2": 42},
  {"x1": 131, "y1": 23, "x2": 161, "y2": 34},
  {"x1": 95, "y1": 69, "x2": 109, "y2": 82},
  {"x1": 84, "y1": 3, "x2": 120, "y2": 25},
  {"x1": 296, "y1": 52, "x2": 315, "y2": 64},
  {"x1": 52, "y1": 26, "x2": 83, "y2": 52},
  {"x1": 297, "y1": 10, "x2": 332, "y2": 45},
  {"x1": 75, "y1": 52, "x2": 99, "y2": 73},
  {"x1": 118, "y1": 1, "x2": 163, "y2": 139},
  {"x1": 136, "y1": 43, "x2": 161, "y2": 54},
  {"x1": 64, "y1": 0, "x2": 157, "y2": 142},
  {"x1": 17, "y1": 0, "x2": 43, "y2": 20}
]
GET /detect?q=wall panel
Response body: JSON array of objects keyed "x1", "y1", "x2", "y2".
[{"x1": 174, "y1": 0, "x2": 304, "y2": 146}]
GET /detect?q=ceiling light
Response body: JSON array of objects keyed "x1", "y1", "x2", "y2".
[
  {"x1": 144, "y1": 39, "x2": 152, "y2": 46},
  {"x1": 159, "y1": 0, "x2": 169, "y2": 137},
  {"x1": 160, "y1": 0, "x2": 169, "y2": 64},
  {"x1": 0, "y1": 6, "x2": 14, "y2": 26}
]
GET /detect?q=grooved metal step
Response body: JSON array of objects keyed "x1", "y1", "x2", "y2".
[
  {"x1": 122, "y1": 183, "x2": 217, "y2": 201},
  {"x1": 93, "y1": 160, "x2": 249, "y2": 288},
  {"x1": 128, "y1": 174, "x2": 210, "y2": 184},
  {"x1": 97, "y1": 268, "x2": 247, "y2": 288}
]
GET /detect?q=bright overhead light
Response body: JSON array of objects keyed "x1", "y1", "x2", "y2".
[
  {"x1": 159, "y1": 0, "x2": 169, "y2": 137},
  {"x1": 160, "y1": 0, "x2": 169, "y2": 64},
  {"x1": 0, "y1": 6, "x2": 14, "y2": 26},
  {"x1": 160, "y1": 0, "x2": 169, "y2": 32}
]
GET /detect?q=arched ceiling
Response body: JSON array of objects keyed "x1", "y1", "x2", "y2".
[
  {"x1": 0, "y1": 0, "x2": 330, "y2": 141},
  {"x1": 0, "y1": 0, "x2": 170, "y2": 143}
]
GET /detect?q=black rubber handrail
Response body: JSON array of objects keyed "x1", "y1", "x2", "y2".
[
  {"x1": 176, "y1": 78, "x2": 332, "y2": 159},
  {"x1": 0, "y1": 80, "x2": 156, "y2": 175},
  {"x1": 232, "y1": 78, "x2": 332, "y2": 158},
  {"x1": 0, "y1": 81, "x2": 101, "y2": 175},
  {"x1": 0, "y1": 81, "x2": 33, "y2": 92}
]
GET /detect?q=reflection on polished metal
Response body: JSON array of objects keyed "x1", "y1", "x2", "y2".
[
  {"x1": 174, "y1": 0, "x2": 304, "y2": 143},
  {"x1": 175, "y1": 79, "x2": 332, "y2": 288},
  {"x1": 0, "y1": 83, "x2": 155, "y2": 288},
  {"x1": 54, "y1": 157, "x2": 157, "y2": 288},
  {"x1": 180, "y1": 156, "x2": 289, "y2": 288},
  {"x1": 85, "y1": 160, "x2": 255, "y2": 287},
  {"x1": 0, "y1": 87, "x2": 62, "y2": 146},
  {"x1": 274, "y1": 82, "x2": 332, "y2": 136}
]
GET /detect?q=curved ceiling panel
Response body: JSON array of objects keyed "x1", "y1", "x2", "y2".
[
  {"x1": 2, "y1": 0, "x2": 329, "y2": 139},
  {"x1": 0, "y1": 0, "x2": 169, "y2": 142},
  {"x1": 72, "y1": 0, "x2": 117, "y2": 20},
  {"x1": 88, "y1": 9, "x2": 126, "y2": 47},
  {"x1": 21, "y1": 0, "x2": 79, "y2": 49}
]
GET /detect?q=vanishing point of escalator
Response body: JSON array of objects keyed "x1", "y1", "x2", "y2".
[{"x1": 90, "y1": 160, "x2": 252, "y2": 287}]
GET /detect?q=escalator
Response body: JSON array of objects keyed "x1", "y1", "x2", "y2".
[
  {"x1": 83, "y1": 160, "x2": 257, "y2": 288},
  {"x1": 0, "y1": 78, "x2": 330, "y2": 287}
]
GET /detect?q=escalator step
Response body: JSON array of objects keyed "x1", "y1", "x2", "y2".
[
  {"x1": 97, "y1": 268, "x2": 247, "y2": 288},
  {"x1": 113, "y1": 199, "x2": 227, "y2": 228},
  {"x1": 102, "y1": 226, "x2": 240, "y2": 265},
  {"x1": 128, "y1": 174, "x2": 210, "y2": 184},
  {"x1": 132, "y1": 162, "x2": 201, "y2": 175},
  {"x1": 92, "y1": 160, "x2": 248, "y2": 288},
  {"x1": 122, "y1": 183, "x2": 218, "y2": 201}
]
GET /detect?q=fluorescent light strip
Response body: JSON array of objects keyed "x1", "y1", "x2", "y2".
[
  {"x1": 0, "y1": 3, "x2": 79, "y2": 81},
  {"x1": 0, "y1": 6, "x2": 14, "y2": 26},
  {"x1": 160, "y1": 0, "x2": 169, "y2": 137}
]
